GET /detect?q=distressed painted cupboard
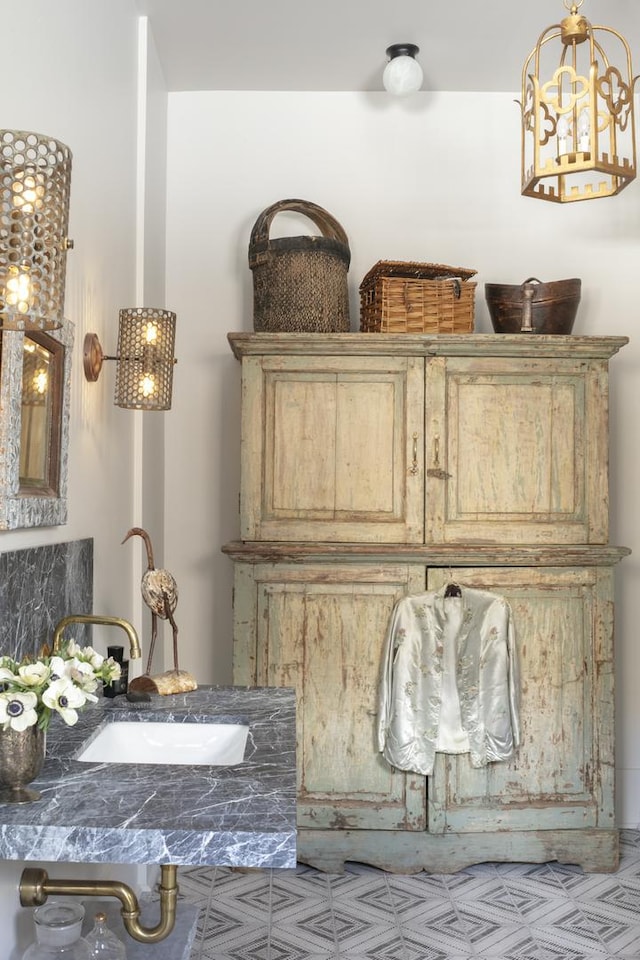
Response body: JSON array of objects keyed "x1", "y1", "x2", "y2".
[{"x1": 224, "y1": 333, "x2": 629, "y2": 873}]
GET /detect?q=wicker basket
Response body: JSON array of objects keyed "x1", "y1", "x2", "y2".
[
  {"x1": 359, "y1": 260, "x2": 477, "y2": 334},
  {"x1": 249, "y1": 199, "x2": 351, "y2": 333}
]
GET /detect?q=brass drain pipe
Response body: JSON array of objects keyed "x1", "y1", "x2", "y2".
[{"x1": 19, "y1": 864, "x2": 178, "y2": 944}]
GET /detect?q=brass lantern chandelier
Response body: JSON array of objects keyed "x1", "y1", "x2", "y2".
[{"x1": 520, "y1": 0, "x2": 637, "y2": 202}]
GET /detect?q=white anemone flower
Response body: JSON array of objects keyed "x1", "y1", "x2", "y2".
[
  {"x1": 102, "y1": 659, "x2": 122, "y2": 684},
  {"x1": 42, "y1": 677, "x2": 95, "y2": 726},
  {"x1": 0, "y1": 690, "x2": 38, "y2": 731},
  {"x1": 48, "y1": 655, "x2": 72, "y2": 683},
  {"x1": 17, "y1": 661, "x2": 50, "y2": 688},
  {"x1": 69, "y1": 658, "x2": 100, "y2": 693},
  {"x1": 0, "y1": 665, "x2": 19, "y2": 685},
  {"x1": 77, "y1": 646, "x2": 104, "y2": 671}
]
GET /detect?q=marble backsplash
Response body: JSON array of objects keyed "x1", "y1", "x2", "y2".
[{"x1": 0, "y1": 539, "x2": 93, "y2": 661}]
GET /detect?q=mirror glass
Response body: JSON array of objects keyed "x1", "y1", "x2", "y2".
[{"x1": 20, "y1": 333, "x2": 63, "y2": 495}]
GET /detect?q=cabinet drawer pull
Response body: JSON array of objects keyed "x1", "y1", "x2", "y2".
[{"x1": 409, "y1": 433, "x2": 419, "y2": 476}]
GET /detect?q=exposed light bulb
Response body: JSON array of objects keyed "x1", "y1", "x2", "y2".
[
  {"x1": 141, "y1": 374, "x2": 156, "y2": 398},
  {"x1": 12, "y1": 172, "x2": 45, "y2": 213},
  {"x1": 578, "y1": 109, "x2": 590, "y2": 152},
  {"x1": 144, "y1": 322, "x2": 158, "y2": 344},
  {"x1": 383, "y1": 43, "x2": 423, "y2": 97},
  {"x1": 556, "y1": 114, "x2": 570, "y2": 155},
  {"x1": 5, "y1": 265, "x2": 32, "y2": 313}
]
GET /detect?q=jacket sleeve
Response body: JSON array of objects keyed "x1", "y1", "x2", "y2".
[
  {"x1": 376, "y1": 598, "x2": 403, "y2": 754},
  {"x1": 507, "y1": 601, "x2": 521, "y2": 747}
]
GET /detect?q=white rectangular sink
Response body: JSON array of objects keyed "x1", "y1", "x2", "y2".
[{"x1": 77, "y1": 720, "x2": 249, "y2": 766}]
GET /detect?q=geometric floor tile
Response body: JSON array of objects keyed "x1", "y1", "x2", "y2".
[{"x1": 186, "y1": 830, "x2": 640, "y2": 960}]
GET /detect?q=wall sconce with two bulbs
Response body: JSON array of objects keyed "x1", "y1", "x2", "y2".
[
  {"x1": 83, "y1": 307, "x2": 177, "y2": 411},
  {"x1": 0, "y1": 129, "x2": 73, "y2": 332}
]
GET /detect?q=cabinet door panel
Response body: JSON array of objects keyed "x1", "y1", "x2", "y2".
[
  {"x1": 426, "y1": 356, "x2": 608, "y2": 544},
  {"x1": 241, "y1": 356, "x2": 424, "y2": 542},
  {"x1": 233, "y1": 563, "x2": 426, "y2": 830},
  {"x1": 426, "y1": 567, "x2": 613, "y2": 834}
]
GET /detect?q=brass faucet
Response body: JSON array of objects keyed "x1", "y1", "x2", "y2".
[{"x1": 51, "y1": 614, "x2": 142, "y2": 661}]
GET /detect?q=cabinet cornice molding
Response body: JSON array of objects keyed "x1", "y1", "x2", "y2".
[
  {"x1": 228, "y1": 332, "x2": 629, "y2": 361},
  {"x1": 222, "y1": 540, "x2": 631, "y2": 567}
]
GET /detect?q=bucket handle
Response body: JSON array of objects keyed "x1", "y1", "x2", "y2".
[
  {"x1": 249, "y1": 199, "x2": 350, "y2": 267},
  {"x1": 520, "y1": 277, "x2": 541, "y2": 333}
]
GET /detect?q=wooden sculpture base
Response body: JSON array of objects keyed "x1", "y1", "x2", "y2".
[{"x1": 129, "y1": 670, "x2": 198, "y2": 696}]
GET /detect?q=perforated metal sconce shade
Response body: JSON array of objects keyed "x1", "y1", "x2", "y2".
[
  {"x1": 0, "y1": 130, "x2": 73, "y2": 329},
  {"x1": 114, "y1": 308, "x2": 176, "y2": 410}
]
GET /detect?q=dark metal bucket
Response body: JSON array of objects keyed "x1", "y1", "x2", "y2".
[{"x1": 485, "y1": 277, "x2": 581, "y2": 334}]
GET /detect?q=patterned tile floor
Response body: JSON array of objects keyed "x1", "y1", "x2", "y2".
[{"x1": 182, "y1": 829, "x2": 640, "y2": 960}]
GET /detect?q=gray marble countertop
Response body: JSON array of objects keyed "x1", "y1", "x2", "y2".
[{"x1": 0, "y1": 686, "x2": 297, "y2": 868}]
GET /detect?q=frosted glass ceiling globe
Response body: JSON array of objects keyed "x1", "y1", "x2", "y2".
[{"x1": 383, "y1": 47, "x2": 423, "y2": 96}]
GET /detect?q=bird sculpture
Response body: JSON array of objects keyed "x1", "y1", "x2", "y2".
[{"x1": 121, "y1": 527, "x2": 192, "y2": 694}]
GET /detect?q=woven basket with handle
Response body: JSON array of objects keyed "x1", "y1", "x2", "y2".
[{"x1": 249, "y1": 199, "x2": 351, "y2": 333}]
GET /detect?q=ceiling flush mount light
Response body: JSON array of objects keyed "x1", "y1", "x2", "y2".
[
  {"x1": 520, "y1": 0, "x2": 637, "y2": 202},
  {"x1": 383, "y1": 43, "x2": 423, "y2": 97},
  {"x1": 83, "y1": 308, "x2": 177, "y2": 411},
  {"x1": 0, "y1": 130, "x2": 73, "y2": 330}
]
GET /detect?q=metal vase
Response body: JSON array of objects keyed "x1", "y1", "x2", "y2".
[{"x1": 0, "y1": 724, "x2": 45, "y2": 803}]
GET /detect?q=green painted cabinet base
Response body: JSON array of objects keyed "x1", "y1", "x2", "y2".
[
  {"x1": 227, "y1": 548, "x2": 625, "y2": 872},
  {"x1": 298, "y1": 828, "x2": 619, "y2": 875}
]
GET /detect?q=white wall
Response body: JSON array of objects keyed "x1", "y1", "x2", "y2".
[
  {"x1": 1, "y1": 2, "x2": 160, "y2": 952},
  {"x1": 165, "y1": 90, "x2": 640, "y2": 825},
  {"x1": 2, "y1": 2, "x2": 140, "y2": 597}
]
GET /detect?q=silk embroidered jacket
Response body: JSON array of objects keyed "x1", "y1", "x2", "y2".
[{"x1": 377, "y1": 585, "x2": 520, "y2": 776}]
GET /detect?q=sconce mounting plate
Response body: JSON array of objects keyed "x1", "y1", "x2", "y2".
[{"x1": 83, "y1": 332, "x2": 104, "y2": 382}]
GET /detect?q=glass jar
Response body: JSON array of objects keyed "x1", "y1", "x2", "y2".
[
  {"x1": 22, "y1": 901, "x2": 92, "y2": 959},
  {"x1": 85, "y1": 912, "x2": 127, "y2": 959}
]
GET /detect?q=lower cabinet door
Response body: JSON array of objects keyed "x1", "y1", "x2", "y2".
[
  {"x1": 426, "y1": 566, "x2": 614, "y2": 835},
  {"x1": 232, "y1": 562, "x2": 427, "y2": 830},
  {"x1": 233, "y1": 560, "x2": 614, "y2": 839}
]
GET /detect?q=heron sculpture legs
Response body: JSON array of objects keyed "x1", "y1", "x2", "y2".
[
  {"x1": 164, "y1": 595, "x2": 179, "y2": 673},
  {"x1": 145, "y1": 600, "x2": 179, "y2": 674}
]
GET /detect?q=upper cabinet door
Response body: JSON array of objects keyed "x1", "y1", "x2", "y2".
[
  {"x1": 425, "y1": 355, "x2": 609, "y2": 545},
  {"x1": 240, "y1": 354, "x2": 424, "y2": 543}
]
